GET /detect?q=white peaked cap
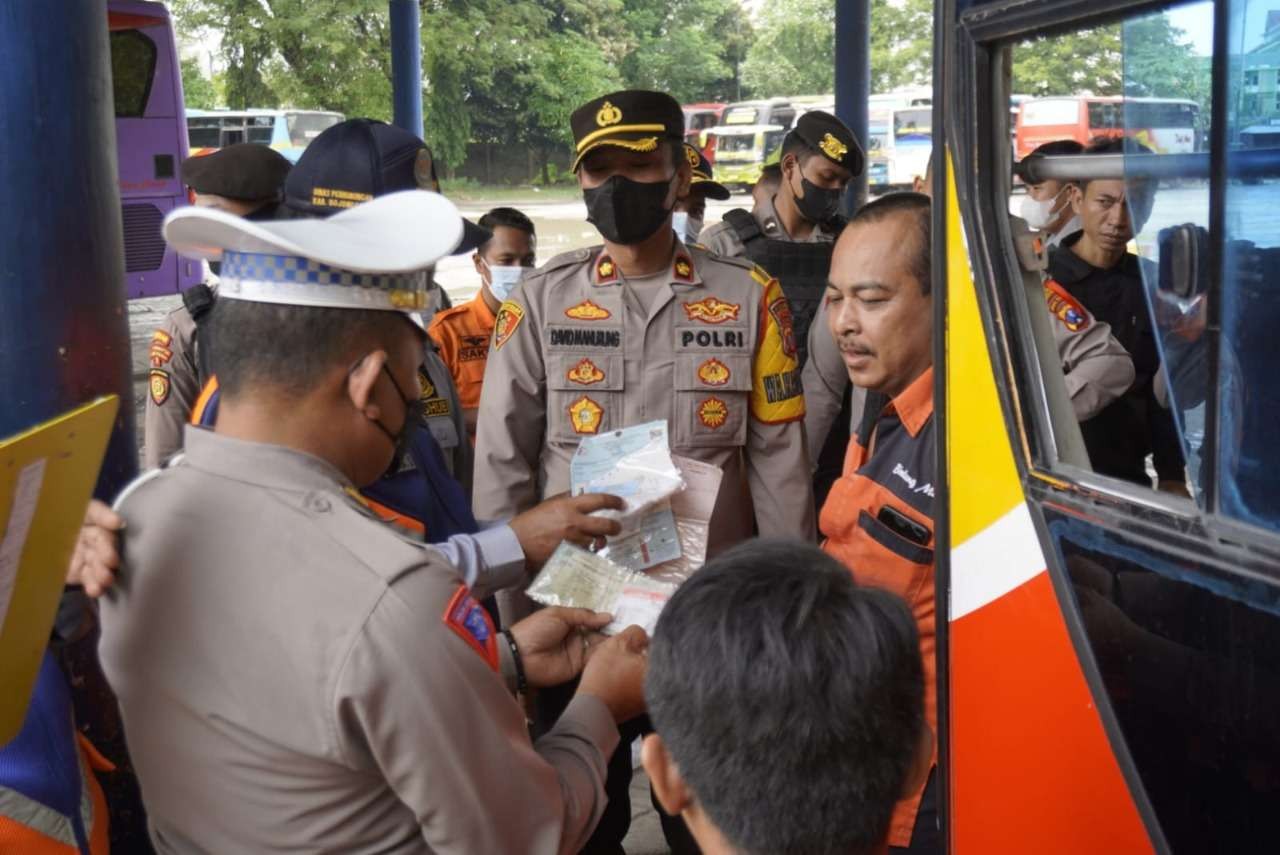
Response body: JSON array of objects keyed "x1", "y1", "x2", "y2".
[{"x1": 162, "y1": 190, "x2": 463, "y2": 316}]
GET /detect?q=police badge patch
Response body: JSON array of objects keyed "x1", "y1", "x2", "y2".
[
  {"x1": 442, "y1": 586, "x2": 499, "y2": 671},
  {"x1": 568, "y1": 395, "x2": 604, "y2": 434},
  {"x1": 149, "y1": 369, "x2": 170, "y2": 406},
  {"x1": 698, "y1": 397, "x2": 729, "y2": 429},
  {"x1": 493, "y1": 300, "x2": 525, "y2": 350}
]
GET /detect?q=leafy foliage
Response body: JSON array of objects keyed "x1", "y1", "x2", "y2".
[{"x1": 179, "y1": 56, "x2": 222, "y2": 109}]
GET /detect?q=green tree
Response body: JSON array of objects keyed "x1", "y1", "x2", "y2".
[
  {"x1": 1123, "y1": 12, "x2": 1211, "y2": 108},
  {"x1": 616, "y1": 0, "x2": 752, "y2": 103},
  {"x1": 1012, "y1": 26, "x2": 1123, "y2": 96},
  {"x1": 180, "y1": 56, "x2": 221, "y2": 108},
  {"x1": 741, "y1": 0, "x2": 933, "y2": 99},
  {"x1": 740, "y1": 0, "x2": 833, "y2": 97}
]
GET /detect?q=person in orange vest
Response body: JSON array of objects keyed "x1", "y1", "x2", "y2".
[
  {"x1": 428, "y1": 207, "x2": 537, "y2": 443},
  {"x1": 817, "y1": 192, "x2": 940, "y2": 854}
]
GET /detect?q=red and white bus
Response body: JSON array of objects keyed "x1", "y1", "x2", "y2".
[{"x1": 1014, "y1": 95, "x2": 1200, "y2": 159}]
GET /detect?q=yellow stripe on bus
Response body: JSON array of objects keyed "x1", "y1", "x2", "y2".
[{"x1": 944, "y1": 149, "x2": 1026, "y2": 547}]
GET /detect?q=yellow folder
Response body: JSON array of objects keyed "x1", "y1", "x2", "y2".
[{"x1": 0, "y1": 396, "x2": 119, "y2": 744}]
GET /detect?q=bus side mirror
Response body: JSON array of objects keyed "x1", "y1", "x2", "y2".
[{"x1": 1158, "y1": 224, "x2": 1209, "y2": 299}]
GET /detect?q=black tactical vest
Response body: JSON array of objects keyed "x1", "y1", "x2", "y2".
[{"x1": 721, "y1": 208, "x2": 841, "y2": 367}]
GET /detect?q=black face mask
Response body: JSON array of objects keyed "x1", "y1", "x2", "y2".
[
  {"x1": 583, "y1": 174, "x2": 675, "y2": 244},
  {"x1": 790, "y1": 168, "x2": 844, "y2": 224},
  {"x1": 371, "y1": 364, "x2": 423, "y2": 478}
]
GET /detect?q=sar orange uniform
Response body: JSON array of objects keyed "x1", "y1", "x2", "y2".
[
  {"x1": 428, "y1": 294, "x2": 497, "y2": 413},
  {"x1": 819, "y1": 368, "x2": 937, "y2": 849}
]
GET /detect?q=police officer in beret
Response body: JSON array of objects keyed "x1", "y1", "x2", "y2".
[
  {"x1": 671, "y1": 142, "x2": 730, "y2": 244},
  {"x1": 143, "y1": 144, "x2": 291, "y2": 469},
  {"x1": 474, "y1": 89, "x2": 814, "y2": 852},
  {"x1": 700, "y1": 110, "x2": 865, "y2": 508}
]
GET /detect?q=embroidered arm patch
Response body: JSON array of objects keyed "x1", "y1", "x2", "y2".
[
  {"x1": 751, "y1": 277, "x2": 805, "y2": 423},
  {"x1": 443, "y1": 586, "x2": 499, "y2": 672}
]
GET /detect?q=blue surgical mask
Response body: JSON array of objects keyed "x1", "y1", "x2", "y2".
[
  {"x1": 672, "y1": 211, "x2": 704, "y2": 244},
  {"x1": 484, "y1": 261, "x2": 526, "y2": 302}
]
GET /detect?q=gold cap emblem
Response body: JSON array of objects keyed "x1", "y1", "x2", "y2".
[
  {"x1": 684, "y1": 146, "x2": 700, "y2": 168},
  {"x1": 596, "y1": 101, "x2": 623, "y2": 128},
  {"x1": 819, "y1": 132, "x2": 849, "y2": 163}
]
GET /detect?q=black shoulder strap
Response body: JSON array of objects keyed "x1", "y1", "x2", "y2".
[
  {"x1": 722, "y1": 208, "x2": 765, "y2": 245},
  {"x1": 182, "y1": 283, "x2": 216, "y2": 323},
  {"x1": 181, "y1": 284, "x2": 217, "y2": 383}
]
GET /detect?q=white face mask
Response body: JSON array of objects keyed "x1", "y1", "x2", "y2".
[
  {"x1": 1020, "y1": 186, "x2": 1069, "y2": 231},
  {"x1": 484, "y1": 262, "x2": 526, "y2": 303},
  {"x1": 672, "y1": 211, "x2": 704, "y2": 243}
]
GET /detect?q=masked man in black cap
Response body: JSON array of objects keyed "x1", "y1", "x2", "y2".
[
  {"x1": 474, "y1": 89, "x2": 815, "y2": 852},
  {"x1": 701, "y1": 110, "x2": 864, "y2": 507},
  {"x1": 671, "y1": 143, "x2": 730, "y2": 245}
]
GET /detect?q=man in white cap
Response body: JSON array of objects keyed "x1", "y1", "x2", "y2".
[{"x1": 97, "y1": 191, "x2": 650, "y2": 854}]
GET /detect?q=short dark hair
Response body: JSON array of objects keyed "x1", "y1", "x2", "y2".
[
  {"x1": 1079, "y1": 134, "x2": 1155, "y2": 190},
  {"x1": 477, "y1": 206, "x2": 535, "y2": 237},
  {"x1": 849, "y1": 192, "x2": 932, "y2": 295},
  {"x1": 757, "y1": 162, "x2": 782, "y2": 190},
  {"x1": 1029, "y1": 139, "x2": 1085, "y2": 159},
  {"x1": 646, "y1": 539, "x2": 924, "y2": 855},
  {"x1": 206, "y1": 298, "x2": 409, "y2": 400},
  {"x1": 780, "y1": 129, "x2": 820, "y2": 165}
]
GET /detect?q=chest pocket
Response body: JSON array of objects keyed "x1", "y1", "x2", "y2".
[
  {"x1": 547, "y1": 352, "x2": 625, "y2": 443},
  {"x1": 820, "y1": 476, "x2": 934, "y2": 606},
  {"x1": 671, "y1": 353, "x2": 753, "y2": 449}
]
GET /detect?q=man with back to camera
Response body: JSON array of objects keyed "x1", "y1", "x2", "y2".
[
  {"x1": 429, "y1": 206, "x2": 538, "y2": 443},
  {"x1": 474, "y1": 88, "x2": 813, "y2": 852},
  {"x1": 670, "y1": 143, "x2": 730, "y2": 245},
  {"x1": 641, "y1": 539, "x2": 931, "y2": 855},
  {"x1": 820, "y1": 192, "x2": 941, "y2": 853},
  {"x1": 1046, "y1": 136, "x2": 1186, "y2": 493},
  {"x1": 99, "y1": 191, "x2": 651, "y2": 854}
]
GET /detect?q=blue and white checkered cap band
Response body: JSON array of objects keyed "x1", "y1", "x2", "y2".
[{"x1": 218, "y1": 251, "x2": 431, "y2": 312}]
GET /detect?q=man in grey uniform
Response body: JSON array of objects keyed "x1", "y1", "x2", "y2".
[{"x1": 100, "y1": 191, "x2": 650, "y2": 854}]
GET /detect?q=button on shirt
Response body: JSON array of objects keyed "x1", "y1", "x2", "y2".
[
  {"x1": 100, "y1": 428, "x2": 618, "y2": 854},
  {"x1": 819, "y1": 368, "x2": 937, "y2": 848}
]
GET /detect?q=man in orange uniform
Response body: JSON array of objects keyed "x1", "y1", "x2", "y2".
[
  {"x1": 428, "y1": 207, "x2": 537, "y2": 442},
  {"x1": 818, "y1": 192, "x2": 940, "y2": 854}
]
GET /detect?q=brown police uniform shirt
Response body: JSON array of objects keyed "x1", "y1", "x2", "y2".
[
  {"x1": 100, "y1": 428, "x2": 617, "y2": 855},
  {"x1": 143, "y1": 303, "x2": 201, "y2": 469},
  {"x1": 473, "y1": 242, "x2": 815, "y2": 569}
]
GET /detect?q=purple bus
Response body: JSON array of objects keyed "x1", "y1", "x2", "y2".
[{"x1": 109, "y1": 0, "x2": 200, "y2": 298}]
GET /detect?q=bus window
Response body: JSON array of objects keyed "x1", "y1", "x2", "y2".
[
  {"x1": 1214, "y1": 0, "x2": 1280, "y2": 529},
  {"x1": 110, "y1": 30, "x2": 156, "y2": 117}
]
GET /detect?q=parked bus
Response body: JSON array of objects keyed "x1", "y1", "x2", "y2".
[
  {"x1": 109, "y1": 0, "x2": 200, "y2": 298},
  {"x1": 704, "y1": 98, "x2": 797, "y2": 163},
  {"x1": 939, "y1": 0, "x2": 1278, "y2": 850},
  {"x1": 682, "y1": 102, "x2": 726, "y2": 153},
  {"x1": 1014, "y1": 95, "x2": 1200, "y2": 159},
  {"x1": 703, "y1": 124, "x2": 787, "y2": 191},
  {"x1": 186, "y1": 108, "x2": 344, "y2": 163},
  {"x1": 887, "y1": 104, "x2": 933, "y2": 188}
]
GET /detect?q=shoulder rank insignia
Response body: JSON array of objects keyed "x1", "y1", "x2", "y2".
[
  {"x1": 149, "y1": 369, "x2": 170, "y2": 406},
  {"x1": 820, "y1": 132, "x2": 849, "y2": 163},
  {"x1": 595, "y1": 255, "x2": 619, "y2": 284},
  {"x1": 768, "y1": 295, "x2": 798, "y2": 358},
  {"x1": 683, "y1": 296, "x2": 741, "y2": 324},
  {"x1": 567, "y1": 358, "x2": 605, "y2": 385},
  {"x1": 492, "y1": 300, "x2": 525, "y2": 350},
  {"x1": 697, "y1": 358, "x2": 731, "y2": 386},
  {"x1": 566, "y1": 299, "x2": 612, "y2": 321},
  {"x1": 149, "y1": 329, "x2": 174, "y2": 367},
  {"x1": 673, "y1": 256, "x2": 694, "y2": 282},
  {"x1": 1044, "y1": 279, "x2": 1090, "y2": 333},
  {"x1": 568, "y1": 395, "x2": 604, "y2": 435},
  {"x1": 698, "y1": 397, "x2": 729, "y2": 429},
  {"x1": 443, "y1": 586, "x2": 499, "y2": 672}
]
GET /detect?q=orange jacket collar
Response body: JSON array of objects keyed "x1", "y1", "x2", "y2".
[{"x1": 887, "y1": 367, "x2": 934, "y2": 438}]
